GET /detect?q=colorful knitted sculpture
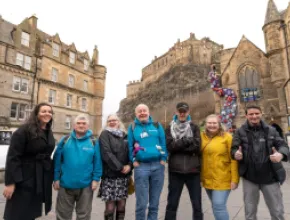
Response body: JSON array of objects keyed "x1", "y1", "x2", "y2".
[{"x1": 208, "y1": 65, "x2": 237, "y2": 130}]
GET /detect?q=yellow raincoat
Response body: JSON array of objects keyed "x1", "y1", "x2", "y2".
[{"x1": 201, "y1": 131, "x2": 239, "y2": 190}]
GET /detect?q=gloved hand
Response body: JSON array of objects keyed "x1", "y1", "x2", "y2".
[{"x1": 182, "y1": 137, "x2": 193, "y2": 146}]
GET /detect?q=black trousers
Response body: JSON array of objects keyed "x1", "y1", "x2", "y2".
[{"x1": 165, "y1": 172, "x2": 203, "y2": 220}]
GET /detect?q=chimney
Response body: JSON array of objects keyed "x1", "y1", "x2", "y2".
[
  {"x1": 92, "y1": 45, "x2": 99, "y2": 65},
  {"x1": 28, "y1": 14, "x2": 38, "y2": 30}
]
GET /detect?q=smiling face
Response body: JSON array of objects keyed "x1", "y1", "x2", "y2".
[
  {"x1": 246, "y1": 108, "x2": 262, "y2": 126},
  {"x1": 135, "y1": 104, "x2": 150, "y2": 122},
  {"x1": 107, "y1": 115, "x2": 120, "y2": 129},
  {"x1": 37, "y1": 105, "x2": 53, "y2": 126},
  {"x1": 74, "y1": 119, "x2": 89, "y2": 136},
  {"x1": 205, "y1": 115, "x2": 220, "y2": 135}
]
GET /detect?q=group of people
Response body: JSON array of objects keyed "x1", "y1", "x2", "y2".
[{"x1": 2, "y1": 101, "x2": 289, "y2": 220}]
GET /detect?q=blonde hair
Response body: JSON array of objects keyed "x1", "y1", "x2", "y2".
[
  {"x1": 205, "y1": 114, "x2": 225, "y2": 136},
  {"x1": 105, "y1": 113, "x2": 127, "y2": 134}
]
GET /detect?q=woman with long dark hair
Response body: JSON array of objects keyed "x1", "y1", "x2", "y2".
[{"x1": 3, "y1": 102, "x2": 55, "y2": 220}]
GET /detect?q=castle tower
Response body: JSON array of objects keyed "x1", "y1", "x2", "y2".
[
  {"x1": 263, "y1": 0, "x2": 287, "y2": 83},
  {"x1": 263, "y1": 0, "x2": 289, "y2": 131}
]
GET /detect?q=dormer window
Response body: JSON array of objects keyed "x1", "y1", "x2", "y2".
[
  {"x1": 84, "y1": 59, "x2": 89, "y2": 71},
  {"x1": 21, "y1": 32, "x2": 30, "y2": 47},
  {"x1": 52, "y1": 43, "x2": 60, "y2": 57},
  {"x1": 69, "y1": 52, "x2": 75, "y2": 64}
]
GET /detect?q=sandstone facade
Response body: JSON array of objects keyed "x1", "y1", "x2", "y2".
[{"x1": 0, "y1": 15, "x2": 106, "y2": 141}]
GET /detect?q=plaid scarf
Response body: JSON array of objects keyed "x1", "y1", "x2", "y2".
[
  {"x1": 106, "y1": 127, "x2": 124, "y2": 137},
  {"x1": 170, "y1": 120, "x2": 193, "y2": 139}
]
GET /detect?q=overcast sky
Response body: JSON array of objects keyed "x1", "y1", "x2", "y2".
[{"x1": 1, "y1": 0, "x2": 289, "y2": 121}]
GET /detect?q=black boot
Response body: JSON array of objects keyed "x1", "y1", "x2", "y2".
[
  {"x1": 115, "y1": 211, "x2": 125, "y2": 220},
  {"x1": 104, "y1": 212, "x2": 114, "y2": 220}
]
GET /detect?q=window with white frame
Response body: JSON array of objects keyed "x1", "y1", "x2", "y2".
[
  {"x1": 68, "y1": 74, "x2": 75, "y2": 87},
  {"x1": 10, "y1": 102, "x2": 18, "y2": 118},
  {"x1": 69, "y1": 52, "x2": 75, "y2": 64},
  {"x1": 16, "y1": 53, "x2": 24, "y2": 66},
  {"x1": 66, "y1": 94, "x2": 72, "y2": 107},
  {"x1": 84, "y1": 59, "x2": 89, "y2": 71},
  {"x1": 21, "y1": 32, "x2": 30, "y2": 47},
  {"x1": 83, "y1": 80, "x2": 88, "y2": 91},
  {"x1": 21, "y1": 78, "x2": 28, "y2": 93},
  {"x1": 65, "y1": 115, "x2": 71, "y2": 129},
  {"x1": 24, "y1": 56, "x2": 31, "y2": 70},
  {"x1": 12, "y1": 76, "x2": 28, "y2": 93},
  {"x1": 48, "y1": 89, "x2": 56, "y2": 104},
  {"x1": 51, "y1": 68, "x2": 58, "y2": 82},
  {"x1": 12, "y1": 76, "x2": 21, "y2": 91},
  {"x1": 52, "y1": 43, "x2": 60, "y2": 57},
  {"x1": 19, "y1": 104, "x2": 27, "y2": 120},
  {"x1": 16, "y1": 53, "x2": 31, "y2": 70},
  {"x1": 81, "y1": 98, "x2": 87, "y2": 111}
]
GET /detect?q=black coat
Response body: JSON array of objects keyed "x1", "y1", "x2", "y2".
[
  {"x1": 99, "y1": 130, "x2": 132, "y2": 178},
  {"x1": 4, "y1": 124, "x2": 55, "y2": 220},
  {"x1": 166, "y1": 122, "x2": 201, "y2": 173},
  {"x1": 231, "y1": 120, "x2": 289, "y2": 184}
]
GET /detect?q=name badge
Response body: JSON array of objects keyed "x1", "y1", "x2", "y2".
[{"x1": 140, "y1": 132, "x2": 149, "y2": 138}]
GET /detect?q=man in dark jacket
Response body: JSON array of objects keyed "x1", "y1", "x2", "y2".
[
  {"x1": 165, "y1": 102, "x2": 203, "y2": 220},
  {"x1": 231, "y1": 104, "x2": 289, "y2": 220}
]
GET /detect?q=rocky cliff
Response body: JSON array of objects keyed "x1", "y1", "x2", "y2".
[{"x1": 118, "y1": 64, "x2": 216, "y2": 127}]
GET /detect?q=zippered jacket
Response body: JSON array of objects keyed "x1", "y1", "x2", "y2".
[
  {"x1": 54, "y1": 129, "x2": 102, "y2": 189},
  {"x1": 166, "y1": 118, "x2": 201, "y2": 173}
]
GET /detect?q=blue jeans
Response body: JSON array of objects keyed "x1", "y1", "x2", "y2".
[
  {"x1": 206, "y1": 189, "x2": 231, "y2": 220},
  {"x1": 134, "y1": 161, "x2": 165, "y2": 220}
]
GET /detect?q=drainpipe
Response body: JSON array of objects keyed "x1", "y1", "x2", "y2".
[
  {"x1": 36, "y1": 81, "x2": 40, "y2": 104},
  {"x1": 30, "y1": 57, "x2": 38, "y2": 107}
]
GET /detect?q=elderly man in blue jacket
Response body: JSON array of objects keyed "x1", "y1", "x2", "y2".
[
  {"x1": 53, "y1": 114, "x2": 102, "y2": 220},
  {"x1": 128, "y1": 103, "x2": 168, "y2": 220}
]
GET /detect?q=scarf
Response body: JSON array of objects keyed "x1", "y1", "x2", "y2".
[
  {"x1": 170, "y1": 120, "x2": 193, "y2": 139},
  {"x1": 106, "y1": 127, "x2": 124, "y2": 137}
]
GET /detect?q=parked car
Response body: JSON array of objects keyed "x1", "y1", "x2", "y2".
[{"x1": 0, "y1": 130, "x2": 12, "y2": 169}]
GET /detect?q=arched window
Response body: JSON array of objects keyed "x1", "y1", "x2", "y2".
[{"x1": 239, "y1": 66, "x2": 260, "y2": 102}]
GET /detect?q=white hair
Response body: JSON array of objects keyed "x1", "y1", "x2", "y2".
[
  {"x1": 74, "y1": 114, "x2": 90, "y2": 125},
  {"x1": 135, "y1": 103, "x2": 149, "y2": 113}
]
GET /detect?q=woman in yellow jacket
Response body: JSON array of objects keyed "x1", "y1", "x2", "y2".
[{"x1": 201, "y1": 114, "x2": 239, "y2": 220}]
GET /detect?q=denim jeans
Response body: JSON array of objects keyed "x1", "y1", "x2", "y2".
[
  {"x1": 165, "y1": 172, "x2": 203, "y2": 220},
  {"x1": 134, "y1": 161, "x2": 165, "y2": 220},
  {"x1": 206, "y1": 189, "x2": 231, "y2": 220}
]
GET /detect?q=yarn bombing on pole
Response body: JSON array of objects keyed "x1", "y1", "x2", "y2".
[{"x1": 208, "y1": 65, "x2": 237, "y2": 130}]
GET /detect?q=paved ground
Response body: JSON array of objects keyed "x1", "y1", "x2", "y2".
[{"x1": 0, "y1": 163, "x2": 290, "y2": 220}]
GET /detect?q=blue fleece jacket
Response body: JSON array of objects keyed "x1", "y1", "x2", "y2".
[
  {"x1": 53, "y1": 130, "x2": 102, "y2": 189},
  {"x1": 127, "y1": 116, "x2": 167, "y2": 162}
]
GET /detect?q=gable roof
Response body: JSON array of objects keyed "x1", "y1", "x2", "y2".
[
  {"x1": 0, "y1": 18, "x2": 15, "y2": 45},
  {"x1": 221, "y1": 36, "x2": 266, "y2": 76}
]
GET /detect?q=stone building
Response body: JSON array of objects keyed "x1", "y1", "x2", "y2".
[
  {"x1": 0, "y1": 15, "x2": 106, "y2": 141},
  {"x1": 126, "y1": 33, "x2": 223, "y2": 99},
  {"x1": 121, "y1": 0, "x2": 290, "y2": 134}
]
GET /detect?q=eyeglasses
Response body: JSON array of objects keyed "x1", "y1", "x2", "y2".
[{"x1": 108, "y1": 119, "x2": 118, "y2": 123}]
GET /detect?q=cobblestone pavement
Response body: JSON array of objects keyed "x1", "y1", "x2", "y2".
[{"x1": 0, "y1": 163, "x2": 290, "y2": 219}]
